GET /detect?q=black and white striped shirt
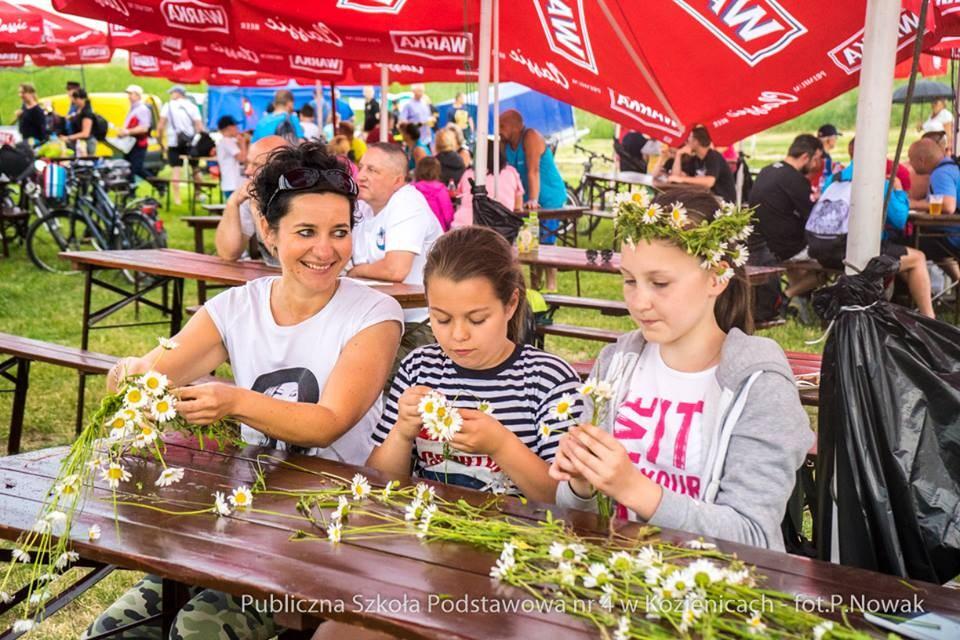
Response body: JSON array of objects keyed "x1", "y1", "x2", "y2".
[{"x1": 371, "y1": 343, "x2": 584, "y2": 493}]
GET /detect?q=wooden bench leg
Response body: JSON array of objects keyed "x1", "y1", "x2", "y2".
[
  {"x1": 8, "y1": 358, "x2": 29, "y2": 456},
  {"x1": 161, "y1": 578, "x2": 191, "y2": 638},
  {"x1": 76, "y1": 372, "x2": 87, "y2": 436}
]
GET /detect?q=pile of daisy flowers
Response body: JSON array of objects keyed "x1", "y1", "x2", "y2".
[
  {"x1": 251, "y1": 465, "x2": 870, "y2": 640},
  {"x1": 0, "y1": 338, "x2": 241, "y2": 634},
  {"x1": 613, "y1": 189, "x2": 755, "y2": 283}
]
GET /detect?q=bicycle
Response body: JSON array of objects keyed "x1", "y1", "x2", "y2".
[{"x1": 26, "y1": 159, "x2": 167, "y2": 277}]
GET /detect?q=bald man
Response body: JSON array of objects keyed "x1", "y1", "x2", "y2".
[
  {"x1": 907, "y1": 138, "x2": 960, "y2": 281},
  {"x1": 215, "y1": 135, "x2": 289, "y2": 266},
  {"x1": 399, "y1": 83, "x2": 433, "y2": 145}
]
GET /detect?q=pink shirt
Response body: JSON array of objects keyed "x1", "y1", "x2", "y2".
[{"x1": 453, "y1": 166, "x2": 524, "y2": 228}]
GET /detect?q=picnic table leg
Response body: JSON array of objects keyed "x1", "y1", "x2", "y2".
[
  {"x1": 81, "y1": 267, "x2": 94, "y2": 350},
  {"x1": 161, "y1": 578, "x2": 191, "y2": 637},
  {"x1": 75, "y1": 370, "x2": 87, "y2": 436},
  {"x1": 8, "y1": 358, "x2": 28, "y2": 455},
  {"x1": 170, "y1": 278, "x2": 184, "y2": 335}
]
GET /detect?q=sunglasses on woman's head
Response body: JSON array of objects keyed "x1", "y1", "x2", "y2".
[{"x1": 265, "y1": 167, "x2": 358, "y2": 213}]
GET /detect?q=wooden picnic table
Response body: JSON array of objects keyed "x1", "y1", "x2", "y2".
[
  {"x1": 908, "y1": 211, "x2": 960, "y2": 315},
  {"x1": 1, "y1": 438, "x2": 957, "y2": 638},
  {"x1": 147, "y1": 176, "x2": 222, "y2": 214},
  {"x1": 516, "y1": 245, "x2": 783, "y2": 295},
  {"x1": 58, "y1": 249, "x2": 426, "y2": 353},
  {"x1": 201, "y1": 203, "x2": 226, "y2": 215}
]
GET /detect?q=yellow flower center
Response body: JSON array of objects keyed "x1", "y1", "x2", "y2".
[
  {"x1": 146, "y1": 378, "x2": 159, "y2": 390},
  {"x1": 127, "y1": 390, "x2": 142, "y2": 403},
  {"x1": 108, "y1": 467, "x2": 123, "y2": 480},
  {"x1": 631, "y1": 193, "x2": 644, "y2": 203},
  {"x1": 234, "y1": 492, "x2": 248, "y2": 505},
  {"x1": 110, "y1": 417, "x2": 125, "y2": 429},
  {"x1": 141, "y1": 426, "x2": 154, "y2": 436},
  {"x1": 436, "y1": 406, "x2": 447, "y2": 419},
  {"x1": 557, "y1": 401, "x2": 569, "y2": 414},
  {"x1": 423, "y1": 401, "x2": 435, "y2": 413},
  {"x1": 61, "y1": 484, "x2": 77, "y2": 495},
  {"x1": 156, "y1": 401, "x2": 169, "y2": 414}
]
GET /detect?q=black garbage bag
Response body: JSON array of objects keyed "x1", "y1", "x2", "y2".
[
  {"x1": 470, "y1": 179, "x2": 523, "y2": 244},
  {"x1": 813, "y1": 255, "x2": 960, "y2": 584}
]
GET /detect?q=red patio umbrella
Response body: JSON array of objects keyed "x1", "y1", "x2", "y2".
[
  {"x1": 0, "y1": 1, "x2": 48, "y2": 53},
  {"x1": 128, "y1": 51, "x2": 207, "y2": 83},
  {"x1": 26, "y1": 3, "x2": 111, "y2": 66},
  {"x1": 109, "y1": 23, "x2": 184, "y2": 61},
  {"x1": 0, "y1": 51, "x2": 23, "y2": 66}
]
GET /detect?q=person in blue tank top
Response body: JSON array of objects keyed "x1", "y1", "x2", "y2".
[{"x1": 501, "y1": 109, "x2": 567, "y2": 291}]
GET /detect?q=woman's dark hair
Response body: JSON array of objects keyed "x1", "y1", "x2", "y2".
[
  {"x1": 485, "y1": 139, "x2": 506, "y2": 175},
  {"x1": 400, "y1": 122, "x2": 420, "y2": 142},
  {"x1": 424, "y1": 226, "x2": 528, "y2": 344},
  {"x1": 650, "y1": 188, "x2": 753, "y2": 334},
  {"x1": 71, "y1": 88, "x2": 88, "y2": 101},
  {"x1": 415, "y1": 156, "x2": 441, "y2": 181},
  {"x1": 250, "y1": 141, "x2": 357, "y2": 229}
]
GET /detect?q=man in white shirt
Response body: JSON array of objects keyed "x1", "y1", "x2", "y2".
[
  {"x1": 157, "y1": 85, "x2": 203, "y2": 206},
  {"x1": 215, "y1": 115, "x2": 247, "y2": 200},
  {"x1": 350, "y1": 142, "x2": 442, "y2": 385},
  {"x1": 215, "y1": 135, "x2": 289, "y2": 267}
]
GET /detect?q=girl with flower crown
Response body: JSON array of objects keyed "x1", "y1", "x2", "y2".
[
  {"x1": 367, "y1": 226, "x2": 583, "y2": 502},
  {"x1": 550, "y1": 187, "x2": 814, "y2": 551}
]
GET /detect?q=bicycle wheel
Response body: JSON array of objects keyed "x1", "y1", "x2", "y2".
[
  {"x1": 564, "y1": 184, "x2": 582, "y2": 208},
  {"x1": 118, "y1": 212, "x2": 167, "y2": 284},
  {"x1": 26, "y1": 210, "x2": 100, "y2": 274}
]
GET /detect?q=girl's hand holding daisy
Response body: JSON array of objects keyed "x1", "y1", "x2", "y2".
[
  {"x1": 449, "y1": 408, "x2": 510, "y2": 456},
  {"x1": 395, "y1": 385, "x2": 433, "y2": 440}
]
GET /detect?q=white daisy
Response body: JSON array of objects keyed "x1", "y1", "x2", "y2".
[
  {"x1": 123, "y1": 386, "x2": 148, "y2": 408},
  {"x1": 155, "y1": 467, "x2": 185, "y2": 487},
  {"x1": 489, "y1": 542, "x2": 517, "y2": 581},
  {"x1": 139, "y1": 424, "x2": 158, "y2": 444},
  {"x1": 599, "y1": 583, "x2": 615, "y2": 611},
  {"x1": 716, "y1": 267, "x2": 735, "y2": 283},
  {"x1": 609, "y1": 551, "x2": 637, "y2": 575},
  {"x1": 644, "y1": 566, "x2": 663, "y2": 586},
  {"x1": 12, "y1": 620, "x2": 34, "y2": 633},
  {"x1": 379, "y1": 480, "x2": 397, "y2": 503},
  {"x1": 88, "y1": 524, "x2": 101, "y2": 541},
  {"x1": 813, "y1": 621, "x2": 834, "y2": 640},
  {"x1": 594, "y1": 381, "x2": 614, "y2": 401},
  {"x1": 105, "y1": 412, "x2": 132, "y2": 433},
  {"x1": 476, "y1": 400, "x2": 495, "y2": 416},
  {"x1": 150, "y1": 395, "x2": 177, "y2": 423},
  {"x1": 11, "y1": 548, "x2": 30, "y2": 563},
  {"x1": 157, "y1": 336, "x2": 179, "y2": 350},
  {"x1": 557, "y1": 561, "x2": 577, "y2": 586},
  {"x1": 687, "y1": 558, "x2": 725, "y2": 587},
  {"x1": 678, "y1": 596, "x2": 703, "y2": 633},
  {"x1": 229, "y1": 485, "x2": 253, "y2": 509},
  {"x1": 660, "y1": 570, "x2": 692, "y2": 600},
  {"x1": 414, "y1": 483, "x2": 436, "y2": 504},
  {"x1": 432, "y1": 410, "x2": 463, "y2": 443},
  {"x1": 417, "y1": 504, "x2": 437, "y2": 539},
  {"x1": 417, "y1": 392, "x2": 444, "y2": 419},
  {"x1": 641, "y1": 203, "x2": 663, "y2": 224},
  {"x1": 538, "y1": 422, "x2": 552, "y2": 438},
  {"x1": 331, "y1": 495, "x2": 351, "y2": 522},
  {"x1": 213, "y1": 492, "x2": 231, "y2": 516},
  {"x1": 327, "y1": 520, "x2": 342, "y2": 544},
  {"x1": 686, "y1": 538, "x2": 716, "y2": 551},
  {"x1": 635, "y1": 546, "x2": 662, "y2": 569},
  {"x1": 550, "y1": 394, "x2": 575, "y2": 421},
  {"x1": 577, "y1": 378, "x2": 597, "y2": 396},
  {"x1": 668, "y1": 202, "x2": 688, "y2": 227},
  {"x1": 738, "y1": 224, "x2": 755, "y2": 241},
  {"x1": 404, "y1": 498, "x2": 424, "y2": 522},
  {"x1": 120, "y1": 407, "x2": 142, "y2": 424},
  {"x1": 55, "y1": 473, "x2": 81, "y2": 497},
  {"x1": 55, "y1": 550, "x2": 79, "y2": 569},
  {"x1": 101, "y1": 462, "x2": 131, "y2": 489},
  {"x1": 0, "y1": 592, "x2": 12, "y2": 604},
  {"x1": 747, "y1": 611, "x2": 766, "y2": 635},
  {"x1": 549, "y1": 542, "x2": 587, "y2": 564},
  {"x1": 351, "y1": 473, "x2": 371, "y2": 501},
  {"x1": 613, "y1": 614, "x2": 630, "y2": 640},
  {"x1": 725, "y1": 568, "x2": 752, "y2": 585},
  {"x1": 728, "y1": 243, "x2": 749, "y2": 267},
  {"x1": 583, "y1": 562, "x2": 611, "y2": 588},
  {"x1": 140, "y1": 371, "x2": 169, "y2": 396}
]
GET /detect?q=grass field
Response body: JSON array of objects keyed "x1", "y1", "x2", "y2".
[{"x1": 0, "y1": 63, "x2": 951, "y2": 636}]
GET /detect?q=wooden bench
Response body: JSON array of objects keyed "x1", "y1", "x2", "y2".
[
  {"x1": 541, "y1": 293, "x2": 629, "y2": 317},
  {"x1": 0, "y1": 333, "x2": 225, "y2": 455},
  {"x1": 535, "y1": 323, "x2": 624, "y2": 344}
]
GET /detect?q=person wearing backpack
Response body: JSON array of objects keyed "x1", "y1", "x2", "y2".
[
  {"x1": 158, "y1": 85, "x2": 204, "y2": 206},
  {"x1": 252, "y1": 90, "x2": 304, "y2": 144},
  {"x1": 807, "y1": 137, "x2": 935, "y2": 318},
  {"x1": 60, "y1": 89, "x2": 99, "y2": 157}
]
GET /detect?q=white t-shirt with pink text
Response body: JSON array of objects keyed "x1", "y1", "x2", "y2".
[{"x1": 613, "y1": 343, "x2": 717, "y2": 518}]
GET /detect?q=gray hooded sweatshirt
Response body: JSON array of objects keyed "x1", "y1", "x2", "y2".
[{"x1": 556, "y1": 328, "x2": 814, "y2": 551}]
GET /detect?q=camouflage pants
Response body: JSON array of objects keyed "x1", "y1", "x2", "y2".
[{"x1": 82, "y1": 574, "x2": 280, "y2": 640}]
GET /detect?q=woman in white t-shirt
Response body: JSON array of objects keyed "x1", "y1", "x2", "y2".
[{"x1": 93, "y1": 142, "x2": 404, "y2": 639}]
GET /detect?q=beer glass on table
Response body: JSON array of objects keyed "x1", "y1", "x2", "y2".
[{"x1": 930, "y1": 194, "x2": 944, "y2": 216}]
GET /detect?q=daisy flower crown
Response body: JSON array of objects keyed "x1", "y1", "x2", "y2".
[{"x1": 613, "y1": 190, "x2": 755, "y2": 283}]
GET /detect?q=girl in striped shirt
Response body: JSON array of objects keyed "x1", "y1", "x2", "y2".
[{"x1": 367, "y1": 226, "x2": 582, "y2": 501}]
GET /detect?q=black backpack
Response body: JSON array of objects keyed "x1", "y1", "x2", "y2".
[
  {"x1": 275, "y1": 114, "x2": 300, "y2": 144},
  {"x1": 469, "y1": 179, "x2": 523, "y2": 244},
  {"x1": 91, "y1": 113, "x2": 109, "y2": 141},
  {"x1": 190, "y1": 132, "x2": 216, "y2": 159}
]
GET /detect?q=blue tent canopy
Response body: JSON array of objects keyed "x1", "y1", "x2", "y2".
[
  {"x1": 435, "y1": 83, "x2": 576, "y2": 143},
  {"x1": 206, "y1": 84, "x2": 370, "y2": 131}
]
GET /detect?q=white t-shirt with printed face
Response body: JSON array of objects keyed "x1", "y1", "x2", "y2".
[
  {"x1": 160, "y1": 98, "x2": 202, "y2": 147},
  {"x1": 352, "y1": 184, "x2": 442, "y2": 323},
  {"x1": 216, "y1": 137, "x2": 243, "y2": 192},
  {"x1": 613, "y1": 343, "x2": 718, "y2": 518},
  {"x1": 204, "y1": 276, "x2": 404, "y2": 464}
]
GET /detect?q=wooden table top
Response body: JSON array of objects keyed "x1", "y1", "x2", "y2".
[
  {"x1": 584, "y1": 171, "x2": 654, "y2": 187},
  {"x1": 0, "y1": 439, "x2": 957, "y2": 639},
  {"x1": 201, "y1": 204, "x2": 226, "y2": 214},
  {"x1": 183, "y1": 216, "x2": 221, "y2": 229},
  {"x1": 58, "y1": 249, "x2": 426, "y2": 308},
  {"x1": 521, "y1": 206, "x2": 587, "y2": 220},
  {"x1": 516, "y1": 246, "x2": 784, "y2": 283},
  {"x1": 908, "y1": 211, "x2": 960, "y2": 226}
]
